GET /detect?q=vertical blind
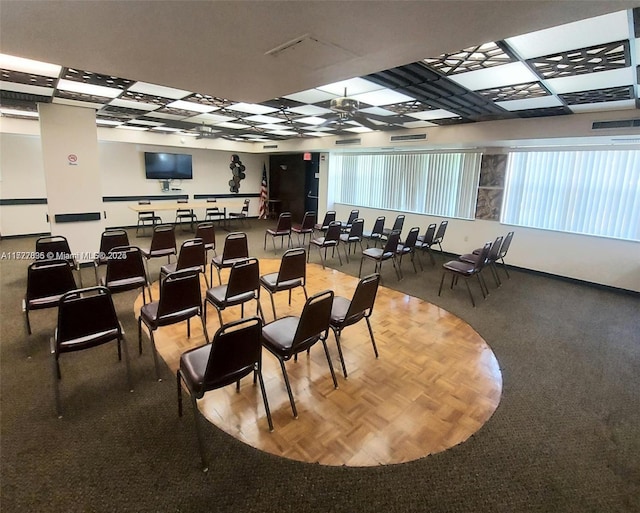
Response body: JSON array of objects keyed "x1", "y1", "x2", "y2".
[
  {"x1": 330, "y1": 152, "x2": 481, "y2": 219},
  {"x1": 503, "y1": 150, "x2": 640, "y2": 241}
]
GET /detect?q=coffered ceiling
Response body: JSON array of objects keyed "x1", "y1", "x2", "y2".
[{"x1": 1, "y1": 1, "x2": 638, "y2": 142}]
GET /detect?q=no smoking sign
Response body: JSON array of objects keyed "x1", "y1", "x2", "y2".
[{"x1": 67, "y1": 154, "x2": 78, "y2": 166}]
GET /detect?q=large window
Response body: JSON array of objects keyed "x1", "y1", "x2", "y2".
[
  {"x1": 503, "y1": 150, "x2": 640, "y2": 241},
  {"x1": 330, "y1": 152, "x2": 481, "y2": 219}
]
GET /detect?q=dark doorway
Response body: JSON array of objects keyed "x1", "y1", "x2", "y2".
[{"x1": 268, "y1": 153, "x2": 319, "y2": 222}]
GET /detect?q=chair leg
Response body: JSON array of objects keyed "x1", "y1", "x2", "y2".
[
  {"x1": 190, "y1": 394, "x2": 209, "y2": 472},
  {"x1": 320, "y1": 338, "x2": 339, "y2": 389},
  {"x1": 216, "y1": 308, "x2": 224, "y2": 328},
  {"x1": 149, "y1": 330, "x2": 162, "y2": 381},
  {"x1": 464, "y1": 278, "x2": 476, "y2": 307},
  {"x1": 25, "y1": 307, "x2": 32, "y2": 336},
  {"x1": 199, "y1": 314, "x2": 209, "y2": 344},
  {"x1": 365, "y1": 317, "x2": 379, "y2": 358},
  {"x1": 278, "y1": 359, "x2": 298, "y2": 419},
  {"x1": 121, "y1": 335, "x2": 133, "y2": 392},
  {"x1": 268, "y1": 292, "x2": 277, "y2": 321},
  {"x1": 256, "y1": 366, "x2": 274, "y2": 431},
  {"x1": 51, "y1": 341, "x2": 62, "y2": 418},
  {"x1": 358, "y1": 256, "x2": 365, "y2": 278},
  {"x1": 332, "y1": 328, "x2": 348, "y2": 379},
  {"x1": 438, "y1": 271, "x2": 446, "y2": 297},
  {"x1": 177, "y1": 370, "x2": 183, "y2": 417}
]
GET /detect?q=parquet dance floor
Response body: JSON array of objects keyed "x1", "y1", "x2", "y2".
[{"x1": 134, "y1": 259, "x2": 502, "y2": 466}]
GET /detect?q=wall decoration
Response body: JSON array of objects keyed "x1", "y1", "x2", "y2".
[
  {"x1": 476, "y1": 153, "x2": 507, "y2": 220},
  {"x1": 475, "y1": 188, "x2": 503, "y2": 220},
  {"x1": 228, "y1": 154, "x2": 246, "y2": 193},
  {"x1": 479, "y1": 154, "x2": 507, "y2": 187}
]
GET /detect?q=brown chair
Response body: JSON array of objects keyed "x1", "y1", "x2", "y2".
[
  {"x1": 461, "y1": 235, "x2": 504, "y2": 287},
  {"x1": 101, "y1": 245, "x2": 152, "y2": 304},
  {"x1": 138, "y1": 270, "x2": 208, "y2": 381},
  {"x1": 228, "y1": 199, "x2": 250, "y2": 228},
  {"x1": 396, "y1": 226, "x2": 421, "y2": 276},
  {"x1": 261, "y1": 290, "x2": 338, "y2": 419},
  {"x1": 415, "y1": 223, "x2": 437, "y2": 266},
  {"x1": 259, "y1": 248, "x2": 308, "y2": 321},
  {"x1": 308, "y1": 221, "x2": 342, "y2": 269},
  {"x1": 23, "y1": 259, "x2": 76, "y2": 335},
  {"x1": 438, "y1": 241, "x2": 491, "y2": 307},
  {"x1": 177, "y1": 316, "x2": 273, "y2": 472},
  {"x1": 36, "y1": 235, "x2": 82, "y2": 286},
  {"x1": 210, "y1": 232, "x2": 249, "y2": 285},
  {"x1": 136, "y1": 200, "x2": 162, "y2": 237},
  {"x1": 329, "y1": 273, "x2": 381, "y2": 378},
  {"x1": 264, "y1": 212, "x2": 292, "y2": 254},
  {"x1": 359, "y1": 230, "x2": 401, "y2": 281},
  {"x1": 195, "y1": 222, "x2": 217, "y2": 260},
  {"x1": 93, "y1": 229, "x2": 130, "y2": 284},
  {"x1": 291, "y1": 211, "x2": 316, "y2": 247},
  {"x1": 174, "y1": 198, "x2": 197, "y2": 232},
  {"x1": 339, "y1": 218, "x2": 364, "y2": 263},
  {"x1": 313, "y1": 210, "x2": 336, "y2": 236},
  {"x1": 381, "y1": 214, "x2": 405, "y2": 239},
  {"x1": 363, "y1": 216, "x2": 385, "y2": 248},
  {"x1": 203, "y1": 199, "x2": 225, "y2": 226},
  {"x1": 50, "y1": 286, "x2": 132, "y2": 417},
  {"x1": 160, "y1": 238, "x2": 209, "y2": 288},
  {"x1": 204, "y1": 257, "x2": 264, "y2": 327},
  {"x1": 141, "y1": 224, "x2": 177, "y2": 267}
]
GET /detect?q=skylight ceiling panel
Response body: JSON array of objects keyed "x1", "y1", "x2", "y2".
[
  {"x1": 316, "y1": 77, "x2": 384, "y2": 96},
  {"x1": 545, "y1": 67, "x2": 635, "y2": 94},
  {"x1": 127, "y1": 82, "x2": 192, "y2": 100}
]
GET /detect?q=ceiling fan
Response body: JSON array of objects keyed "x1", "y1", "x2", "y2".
[{"x1": 318, "y1": 89, "x2": 407, "y2": 131}]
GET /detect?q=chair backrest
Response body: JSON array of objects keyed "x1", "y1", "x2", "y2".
[
  {"x1": 382, "y1": 230, "x2": 401, "y2": 255},
  {"x1": 98, "y1": 229, "x2": 129, "y2": 258},
  {"x1": 299, "y1": 211, "x2": 316, "y2": 230},
  {"x1": 498, "y1": 231, "x2": 514, "y2": 259},
  {"x1": 139, "y1": 200, "x2": 151, "y2": 205},
  {"x1": 26, "y1": 259, "x2": 76, "y2": 301},
  {"x1": 221, "y1": 232, "x2": 249, "y2": 262},
  {"x1": 392, "y1": 215, "x2": 405, "y2": 231},
  {"x1": 178, "y1": 198, "x2": 188, "y2": 204},
  {"x1": 474, "y1": 242, "x2": 492, "y2": 271},
  {"x1": 324, "y1": 221, "x2": 342, "y2": 243},
  {"x1": 157, "y1": 270, "x2": 202, "y2": 319},
  {"x1": 403, "y1": 227, "x2": 420, "y2": 249},
  {"x1": 320, "y1": 211, "x2": 336, "y2": 228},
  {"x1": 242, "y1": 199, "x2": 250, "y2": 212},
  {"x1": 421, "y1": 224, "x2": 437, "y2": 245},
  {"x1": 105, "y1": 245, "x2": 146, "y2": 283},
  {"x1": 487, "y1": 235, "x2": 504, "y2": 262},
  {"x1": 226, "y1": 257, "x2": 260, "y2": 299},
  {"x1": 137, "y1": 200, "x2": 154, "y2": 217},
  {"x1": 277, "y1": 248, "x2": 306, "y2": 284},
  {"x1": 176, "y1": 238, "x2": 206, "y2": 271},
  {"x1": 348, "y1": 218, "x2": 364, "y2": 238},
  {"x1": 150, "y1": 224, "x2": 177, "y2": 252},
  {"x1": 370, "y1": 216, "x2": 385, "y2": 236},
  {"x1": 203, "y1": 317, "x2": 263, "y2": 390},
  {"x1": 195, "y1": 222, "x2": 216, "y2": 249},
  {"x1": 56, "y1": 286, "x2": 120, "y2": 347},
  {"x1": 36, "y1": 235, "x2": 72, "y2": 261},
  {"x1": 346, "y1": 209, "x2": 359, "y2": 225},
  {"x1": 275, "y1": 212, "x2": 292, "y2": 231},
  {"x1": 434, "y1": 220, "x2": 448, "y2": 243},
  {"x1": 346, "y1": 273, "x2": 381, "y2": 321},
  {"x1": 292, "y1": 290, "x2": 334, "y2": 352}
]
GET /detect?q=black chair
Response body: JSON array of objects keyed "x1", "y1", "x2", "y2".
[
  {"x1": 432, "y1": 220, "x2": 448, "y2": 253},
  {"x1": 141, "y1": 224, "x2": 177, "y2": 270},
  {"x1": 138, "y1": 270, "x2": 208, "y2": 381},
  {"x1": 339, "y1": 218, "x2": 364, "y2": 263},
  {"x1": 359, "y1": 230, "x2": 401, "y2": 281},
  {"x1": 195, "y1": 222, "x2": 217, "y2": 260},
  {"x1": 381, "y1": 214, "x2": 405, "y2": 239},
  {"x1": 160, "y1": 238, "x2": 209, "y2": 288},
  {"x1": 210, "y1": 232, "x2": 249, "y2": 285},
  {"x1": 496, "y1": 231, "x2": 514, "y2": 279},
  {"x1": 174, "y1": 199, "x2": 197, "y2": 232},
  {"x1": 308, "y1": 221, "x2": 342, "y2": 269},
  {"x1": 203, "y1": 198, "x2": 226, "y2": 226},
  {"x1": 36, "y1": 235, "x2": 82, "y2": 286},
  {"x1": 396, "y1": 226, "x2": 421, "y2": 276},
  {"x1": 291, "y1": 211, "x2": 316, "y2": 247},
  {"x1": 93, "y1": 229, "x2": 130, "y2": 285},
  {"x1": 23, "y1": 259, "x2": 76, "y2": 335},
  {"x1": 261, "y1": 290, "x2": 338, "y2": 419},
  {"x1": 177, "y1": 316, "x2": 273, "y2": 472},
  {"x1": 50, "y1": 286, "x2": 132, "y2": 417},
  {"x1": 341, "y1": 209, "x2": 359, "y2": 232},
  {"x1": 259, "y1": 247, "x2": 308, "y2": 321},
  {"x1": 101, "y1": 245, "x2": 152, "y2": 304},
  {"x1": 438, "y1": 241, "x2": 491, "y2": 307},
  {"x1": 136, "y1": 200, "x2": 162, "y2": 237},
  {"x1": 461, "y1": 235, "x2": 504, "y2": 287},
  {"x1": 204, "y1": 257, "x2": 264, "y2": 327},
  {"x1": 329, "y1": 273, "x2": 381, "y2": 378},
  {"x1": 415, "y1": 223, "x2": 437, "y2": 266},
  {"x1": 363, "y1": 216, "x2": 385, "y2": 248},
  {"x1": 313, "y1": 211, "x2": 336, "y2": 236},
  {"x1": 228, "y1": 199, "x2": 250, "y2": 228},
  {"x1": 264, "y1": 212, "x2": 292, "y2": 254}
]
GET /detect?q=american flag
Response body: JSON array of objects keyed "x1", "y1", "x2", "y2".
[{"x1": 258, "y1": 163, "x2": 268, "y2": 219}]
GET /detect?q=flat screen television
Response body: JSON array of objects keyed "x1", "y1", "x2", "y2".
[{"x1": 144, "y1": 152, "x2": 193, "y2": 180}]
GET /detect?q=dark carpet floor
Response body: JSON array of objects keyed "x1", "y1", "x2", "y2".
[{"x1": 1, "y1": 220, "x2": 639, "y2": 513}]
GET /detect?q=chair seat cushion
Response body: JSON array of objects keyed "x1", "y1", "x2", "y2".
[
  {"x1": 261, "y1": 316, "x2": 300, "y2": 356},
  {"x1": 362, "y1": 248, "x2": 392, "y2": 259},
  {"x1": 260, "y1": 272, "x2": 302, "y2": 292},
  {"x1": 105, "y1": 276, "x2": 146, "y2": 292},
  {"x1": 266, "y1": 229, "x2": 289, "y2": 236},
  {"x1": 442, "y1": 260, "x2": 475, "y2": 275},
  {"x1": 459, "y1": 253, "x2": 479, "y2": 264},
  {"x1": 180, "y1": 344, "x2": 210, "y2": 394},
  {"x1": 329, "y1": 296, "x2": 351, "y2": 324},
  {"x1": 292, "y1": 225, "x2": 312, "y2": 233},
  {"x1": 160, "y1": 263, "x2": 178, "y2": 275},
  {"x1": 58, "y1": 328, "x2": 120, "y2": 353},
  {"x1": 143, "y1": 248, "x2": 175, "y2": 258},
  {"x1": 206, "y1": 285, "x2": 255, "y2": 307},
  {"x1": 212, "y1": 255, "x2": 246, "y2": 268},
  {"x1": 140, "y1": 302, "x2": 199, "y2": 327},
  {"x1": 27, "y1": 293, "x2": 66, "y2": 310}
]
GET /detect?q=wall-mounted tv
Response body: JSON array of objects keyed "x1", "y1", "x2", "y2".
[{"x1": 144, "y1": 152, "x2": 193, "y2": 180}]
